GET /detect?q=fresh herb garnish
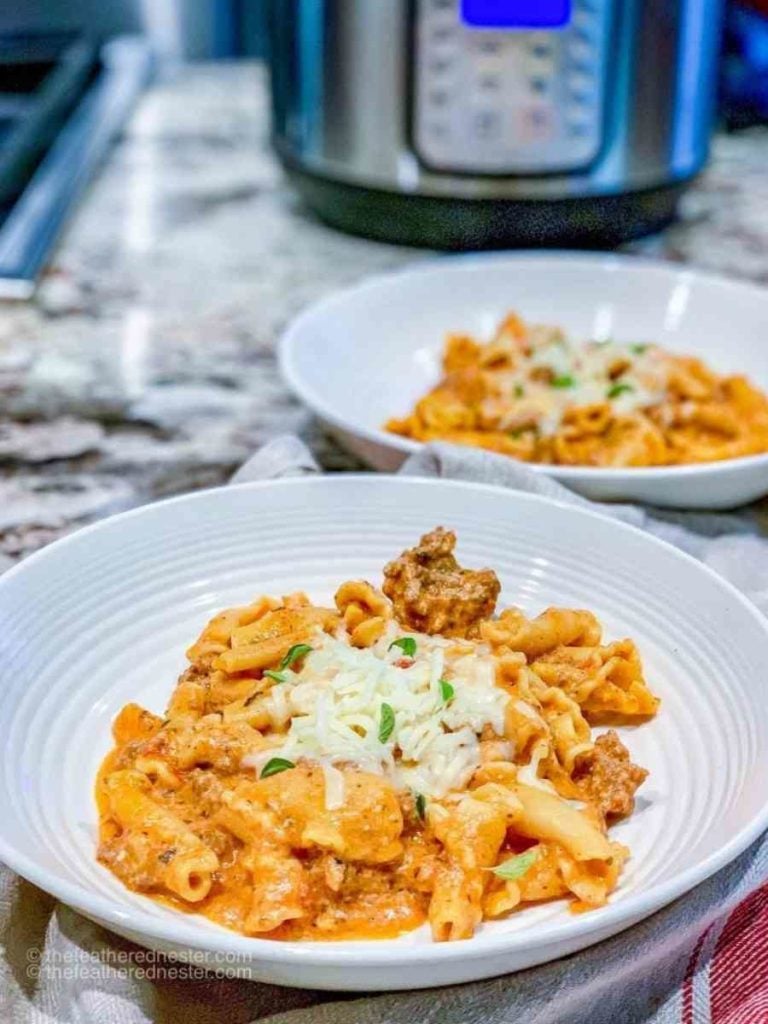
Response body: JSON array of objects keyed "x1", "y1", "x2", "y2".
[
  {"x1": 379, "y1": 702, "x2": 396, "y2": 743},
  {"x1": 414, "y1": 793, "x2": 427, "y2": 821},
  {"x1": 513, "y1": 383, "x2": 525, "y2": 398},
  {"x1": 264, "y1": 669, "x2": 287, "y2": 684},
  {"x1": 491, "y1": 848, "x2": 539, "y2": 881},
  {"x1": 630, "y1": 343, "x2": 648, "y2": 355},
  {"x1": 607, "y1": 382, "x2": 634, "y2": 399},
  {"x1": 389, "y1": 637, "x2": 417, "y2": 658},
  {"x1": 280, "y1": 643, "x2": 313, "y2": 670},
  {"x1": 260, "y1": 757, "x2": 295, "y2": 779},
  {"x1": 439, "y1": 678, "x2": 455, "y2": 704},
  {"x1": 551, "y1": 374, "x2": 575, "y2": 389},
  {"x1": 508, "y1": 428, "x2": 526, "y2": 440}
]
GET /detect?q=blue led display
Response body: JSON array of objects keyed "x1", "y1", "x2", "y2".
[{"x1": 461, "y1": 0, "x2": 572, "y2": 29}]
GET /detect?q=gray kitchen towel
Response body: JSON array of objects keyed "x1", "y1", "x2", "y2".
[{"x1": 2, "y1": 435, "x2": 767, "y2": 1024}]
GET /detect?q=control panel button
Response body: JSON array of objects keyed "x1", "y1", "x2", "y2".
[
  {"x1": 527, "y1": 40, "x2": 557, "y2": 72},
  {"x1": 573, "y1": 20, "x2": 593, "y2": 39},
  {"x1": 476, "y1": 36, "x2": 502, "y2": 54},
  {"x1": 432, "y1": 24, "x2": 455, "y2": 42},
  {"x1": 515, "y1": 103, "x2": 555, "y2": 144},
  {"x1": 567, "y1": 39, "x2": 593, "y2": 63},
  {"x1": 430, "y1": 57, "x2": 452, "y2": 73},
  {"x1": 530, "y1": 42, "x2": 554, "y2": 59},
  {"x1": 567, "y1": 71, "x2": 594, "y2": 99},
  {"x1": 478, "y1": 73, "x2": 501, "y2": 91},
  {"x1": 428, "y1": 121, "x2": 450, "y2": 139},
  {"x1": 429, "y1": 88, "x2": 450, "y2": 106},
  {"x1": 567, "y1": 121, "x2": 590, "y2": 137},
  {"x1": 566, "y1": 110, "x2": 593, "y2": 133},
  {"x1": 471, "y1": 108, "x2": 502, "y2": 141}
]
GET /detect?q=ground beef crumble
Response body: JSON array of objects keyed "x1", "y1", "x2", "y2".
[
  {"x1": 573, "y1": 730, "x2": 648, "y2": 820},
  {"x1": 382, "y1": 527, "x2": 500, "y2": 637}
]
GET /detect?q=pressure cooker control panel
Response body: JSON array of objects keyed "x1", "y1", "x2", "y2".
[{"x1": 413, "y1": 0, "x2": 611, "y2": 174}]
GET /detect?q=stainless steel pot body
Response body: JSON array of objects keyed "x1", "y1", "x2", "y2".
[{"x1": 268, "y1": 0, "x2": 724, "y2": 246}]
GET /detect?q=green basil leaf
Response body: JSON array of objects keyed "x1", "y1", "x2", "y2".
[
  {"x1": 389, "y1": 637, "x2": 416, "y2": 658},
  {"x1": 439, "y1": 678, "x2": 455, "y2": 704},
  {"x1": 379, "y1": 702, "x2": 396, "y2": 743},
  {"x1": 415, "y1": 793, "x2": 427, "y2": 821},
  {"x1": 491, "y1": 848, "x2": 539, "y2": 881},
  {"x1": 630, "y1": 343, "x2": 648, "y2": 355},
  {"x1": 260, "y1": 757, "x2": 295, "y2": 779},
  {"x1": 551, "y1": 374, "x2": 575, "y2": 389},
  {"x1": 263, "y1": 670, "x2": 286, "y2": 684},
  {"x1": 279, "y1": 644, "x2": 313, "y2": 670},
  {"x1": 607, "y1": 382, "x2": 634, "y2": 399},
  {"x1": 513, "y1": 383, "x2": 525, "y2": 398}
]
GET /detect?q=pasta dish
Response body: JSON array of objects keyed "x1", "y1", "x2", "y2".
[
  {"x1": 385, "y1": 313, "x2": 768, "y2": 467},
  {"x1": 96, "y1": 529, "x2": 658, "y2": 942}
]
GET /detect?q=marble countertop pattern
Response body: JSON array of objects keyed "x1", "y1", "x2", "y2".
[{"x1": 1, "y1": 60, "x2": 768, "y2": 567}]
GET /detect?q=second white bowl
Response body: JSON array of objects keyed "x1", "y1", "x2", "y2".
[{"x1": 279, "y1": 252, "x2": 768, "y2": 509}]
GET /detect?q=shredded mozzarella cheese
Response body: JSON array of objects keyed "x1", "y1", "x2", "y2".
[
  {"x1": 244, "y1": 627, "x2": 512, "y2": 802},
  {"x1": 498, "y1": 335, "x2": 669, "y2": 436}
]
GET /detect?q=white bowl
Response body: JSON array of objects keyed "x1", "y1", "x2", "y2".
[
  {"x1": 1, "y1": 475, "x2": 768, "y2": 991},
  {"x1": 279, "y1": 253, "x2": 768, "y2": 509}
]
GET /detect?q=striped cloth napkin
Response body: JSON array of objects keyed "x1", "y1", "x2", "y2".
[{"x1": 2, "y1": 436, "x2": 767, "y2": 1024}]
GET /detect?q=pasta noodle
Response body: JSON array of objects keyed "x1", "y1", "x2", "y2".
[
  {"x1": 385, "y1": 314, "x2": 768, "y2": 467},
  {"x1": 96, "y1": 528, "x2": 657, "y2": 942}
]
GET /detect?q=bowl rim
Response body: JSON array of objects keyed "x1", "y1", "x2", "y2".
[
  {"x1": 278, "y1": 250, "x2": 768, "y2": 482},
  {"x1": 1, "y1": 472, "x2": 768, "y2": 967}
]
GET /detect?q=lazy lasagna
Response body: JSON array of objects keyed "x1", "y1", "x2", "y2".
[
  {"x1": 96, "y1": 529, "x2": 658, "y2": 942},
  {"x1": 386, "y1": 313, "x2": 768, "y2": 467}
]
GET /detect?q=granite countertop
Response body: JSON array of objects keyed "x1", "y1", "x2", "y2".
[{"x1": 2, "y1": 60, "x2": 768, "y2": 568}]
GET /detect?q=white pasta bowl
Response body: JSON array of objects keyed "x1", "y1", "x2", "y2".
[
  {"x1": 279, "y1": 252, "x2": 768, "y2": 509},
  {"x1": 1, "y1": 475, "x2": 768, "y2": 991}
]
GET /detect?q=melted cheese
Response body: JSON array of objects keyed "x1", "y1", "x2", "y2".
[
  {"x1": 494, "y1": 335, "x2": 670, "y2": 437},
  {"x1": 243, "y1": 626, "x2": 510, "y2": 801},
  {"x1": 515, "y1": 739, "x2": 559, "y2": 794}
]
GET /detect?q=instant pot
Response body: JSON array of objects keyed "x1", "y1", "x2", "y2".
[{"x1": 268, "y1": 0, "x2": 724, "y2": 248}]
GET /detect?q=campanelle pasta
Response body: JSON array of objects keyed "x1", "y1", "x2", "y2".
[
  {"x1": 385, "y1": 313, "x2": 768, "y2": 467},
  {"x1": 96, "y1": 529, "x2": 658, "y2": 942}
]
